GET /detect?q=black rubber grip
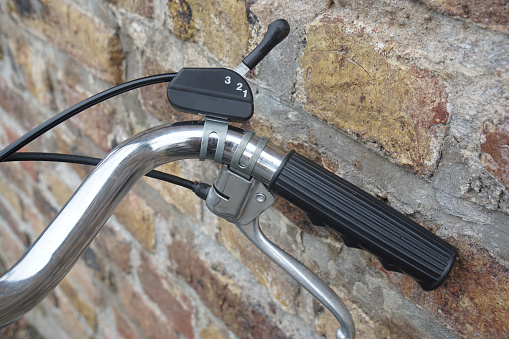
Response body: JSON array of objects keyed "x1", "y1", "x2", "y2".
[{"x1": 270, "y1": 152, "x2": 456, "y2": 291}]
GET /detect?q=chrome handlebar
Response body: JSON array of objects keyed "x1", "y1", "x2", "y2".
[
  {"x1": 0, "y1": 121, "x2": 354, "y2": 338},
  {"x1": 0, "y1": 122, "x2": 284, "y2": 326}
]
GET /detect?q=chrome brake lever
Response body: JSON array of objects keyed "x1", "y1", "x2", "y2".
[{"x1": 206, "y1": 165, "x2": 355, "y2": 339}]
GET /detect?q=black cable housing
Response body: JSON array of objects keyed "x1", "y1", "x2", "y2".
[
  {"x1": 5, "y1": 152, "x2": 196, "y2": 190},
  {"x1": 0, "y1": 73, "x2": 176, "y2": 163}
]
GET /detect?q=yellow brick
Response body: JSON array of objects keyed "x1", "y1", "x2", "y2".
[
  {"x1": 168, "y1": 0, "x2": 249, "y2": 65},
  {"x1": 114, "y1": 193, "x2": 155, "y2": 249},
  {"x1": 9, "y1": 0, "x2": 124, "y2": 83},
  {"x1": 59, "y1": 277, "x2": 98, "y2": 330},
  {"x1": 143, "y1": 162, "x2": 199, "y2": 221},
  {"x1": 301, "y1": 15, "x2": 449, "y2": 175},
  {"x1": 218, "y1": 219, "x2": 299, "y2": 312}
]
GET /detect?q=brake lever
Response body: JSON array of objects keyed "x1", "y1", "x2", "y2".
[{"x1": 205, "y1": 165, "x2": 355, "y2": 339}]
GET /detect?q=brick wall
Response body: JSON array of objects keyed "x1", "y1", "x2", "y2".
[{"x1": 0, "y1": 0, "x2": 508, "y2": 338}]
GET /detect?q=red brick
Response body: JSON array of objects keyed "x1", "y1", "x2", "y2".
[
  {"x1": 141, "y1": 56, "x2": 192, "y2": 123},
  {"x1": 0, "y1": 209, "x2": 25, "y2": 262},
  {"x1": 0, "y1": 78, "x2": 37, "y2": 130},
  {"x1": 32, "y1": 185, "x2": 58, "y2": 223},
  {"x1": 374, "y1": 236, "x2": 509, "y2": 338},
  {"x1": 82, "y1": 247, "x2": 117, "y2": 291},
  {"x1": 481, "y1": 114, "x2": 509, "y2": 189},
  {"x1": 8, "y1": 0, "x2": 125, "y2": 84},
  {"x1": 168, "y1": 239, "x2": 289, "y2": 339},
  {"x1": 94, "y1": 224, "x2": 132, "y2": 273},
  {"x1": 0, "y1": 317, "x2": 44, "y2": 338},
  {"x1": 420, "y1": 0, "x2": 509, "y2": 33},
  {"x1": 118, "y1": 276, "x2": 179, "y2": 339},
  {"x1": 62, "y1": 83, "x2": 114, "y2": 152},
  {"x1": 114, "y1": 309, "x2": 142, "y2": 339},
  {"x1": 138, "y1": 253, "x2": 194, "y2": 339}
]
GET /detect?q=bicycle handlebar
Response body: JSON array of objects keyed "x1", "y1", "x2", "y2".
[
  {"x1": 0, "y1": 122, "x2": 284, "y2": 327},
  {"x1": 0, "y1": 121, "x2": 456, "y2": 328}
]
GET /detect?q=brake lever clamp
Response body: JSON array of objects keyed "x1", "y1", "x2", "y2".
[{"x1": 205, "y1": 165, "x2": 355, "y2": 339}]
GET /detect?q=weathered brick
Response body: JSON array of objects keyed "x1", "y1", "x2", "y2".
[
  {"x1": 314, "y1": 293, "x2": 413, "y2": 339},
  {"x1": 106, "y1": 0, "x2": 154, "y2": 18},
  {"x1": 167, "y1": 0, "x2": 250, "y2": 65},
  {"x1": 0, "y1": 78, "x2": 38, "y2": 130},
  {"x1": 4, "y1": 127, "x2": 39, "y2": 181},
  {"x1": 59, "y1": 277, "x2": 98, "y2": 330},
  {"x1": 114, "y1": 192, "x2": 155, "y2": 250},
  {"x1": 7, "y1": 38, "x2": 55, "y2": 108},
  {"x1": 0, "y1": 162, "x2": 30, "y2": 196},
  {"x1": 301, "y1": 15, "x2": 449, "y2": 175},
  {"x1": 118, "y1": 276, "x2": 179, "y2": 339},
  {"x1": 94, "y1": 224, "x2": 132, "y2": 273},
  {"x1": 0, "y1": 199, "x2": 22, "y2": 243},
  {"x1": 62, "y1": 83, "x2": 115, "y2": 152},
  {"x1": 82, "y1": 247, "x2": 117, "y2": 291},
  {"x1": 168, "y1": 0, "x2": 195, "y2": 41},
  {"x1": 0, "y1": 317, "x2": 44, "y2": 339},
  {"x1": 32, "y1": 184, "x2": 58, "y2": 223},
  {"x1": 199, "y1": 324, "x2": 230, "y2": 339},
  {"x1": 23, "y1": 204, "x2": 46, "y2": 235},
  {"x1": 50, "y1": 287, "x2": 91, "y2": 338},
  {"x1": 52, "y1": 128, "x2": 96, "y2": 181},
  {"x1": 0, "y1": 178, "x2": 24, "y2": 219},
  {"x1": 138, "y1": 253, "x2": 194, "y2": 339},
  {"x1": 481, "y1": 115, "x2": 509, "y2": 189},
  {"x1": 8, "y1": 0, "x2": 125, "y2": 84},
  {"x1": 217, "y1": 219, "x2": 300, "y2": 312},
  {"x1": 41, "y1": 167, "x2": 74, "y2": 207},
  {"x1": 168, "y1": 238, "x2": 289, "y2": 339},
  {"x1": 143, "y1": 162, "x2": 199, "y2": 220},
  {"x1": 420, "y1": 0, "x2": 509, "y2": 33},
  {"x1": 141, "y1": 56, "x2": 193, "y2": 123},
  {"x1": 114, "y1": 308, "x2": 142, "y2": 339},
  {"x1": 374, "y1": 236, "x2": 509, "y2": 338},
  {"x1": 0, "y1": 209, "x2": 25, "y2": 262},
  {"x1": 68, "y1": 261, "x2": 102, "y2": 307}
]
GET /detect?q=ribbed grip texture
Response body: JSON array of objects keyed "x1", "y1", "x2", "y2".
[{"x1": 270, "y1": 152, "x2": 456, "y2": 291}]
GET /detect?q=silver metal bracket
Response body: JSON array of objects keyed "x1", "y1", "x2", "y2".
[
  {"x1": 230, "y1": 131, "x2": 269, "y2": 179},
  {"x1": 200, "y1": 117, "x2": 229, "y2": 163},
  {"x1": 234, "y1": 62, "x2": 250, "y2": 77},
  {"x1": 205, "y1": 166, "x2": 355, "y2": 339},
  {"x1": 206, "y1": 165, "x2": 274, "y2": 225}
]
